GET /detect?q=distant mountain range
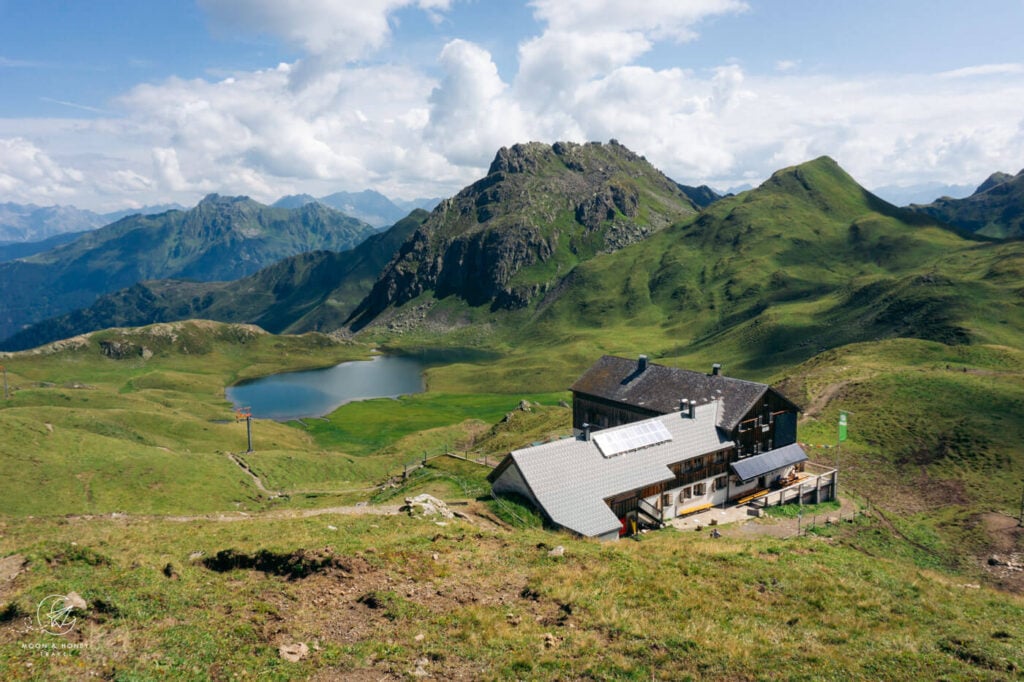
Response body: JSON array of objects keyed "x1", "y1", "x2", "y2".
[
  {"x1": 9, "y1": 141, "x2": 702, "y2": 348},
  {"x1": 0, "y1": 189, "x2": 438, "y2": 244},
  {"x1": 0, "y1": 230, "x2": 89, "y2": 262},
  {"x1": 0, "y1": 202, "x2": 184, "y2": 244},
  {"x1": 5, "y1": 140, "x2": 1024, "y2": 359},
  {"x1": 3, "y1": 210, "x2": 427, "y2": 350},
  {"x1": 0, "y1": 195, "x2": 377, "y2": 345},
  {"x1": 906, "y1": 169, "x2": 1024, "y2": 239},
  {"x1": 272, "y1": 190, "x2": 440, "y2": 227},
  {"x1": 869, "y1": 182, "x2": 975, "y2": 207}
]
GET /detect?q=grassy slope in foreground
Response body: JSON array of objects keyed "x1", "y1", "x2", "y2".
[{"x1": 0, "y1": 509, "x2": 1021, "y2": 680}]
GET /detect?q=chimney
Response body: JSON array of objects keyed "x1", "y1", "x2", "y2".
[
  {"x1": 711, "y1": 363, "x2": 721, "y2": 376},
  {"x1": 582, "y1": 422, "x2": 591, "y2": 441},
  {"x1": 679, "y1": 399, "x2": 696, "y2": 419},
  {"x1": 638, "y1": 354, "x2": 648, "y2": 371}
]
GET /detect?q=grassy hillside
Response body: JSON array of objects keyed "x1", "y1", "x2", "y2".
[
  {"x1": 369, "y1": 158, "x2": 1020, "y2": 375},
  {"x1": 0, "y1": 321, "x2": 562, "y2": 516},
  {"x1": 0, "y1": 196, "x2": 377, "y2": 346},
  {"x1": 0, "y1": 318, "x2": 1021, "y2": 679},
  {"x1": 523, "y1": 157, "x2": 1021, "y2": 374},
  {"x1": 1, "y1": 505, "x2": 1021, "y2": 680},
  {"x1": 7, "y1": 210, "x2": 427, "y2": 349}
]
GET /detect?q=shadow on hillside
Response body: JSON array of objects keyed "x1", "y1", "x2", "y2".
[{"x1": 201, "y1": 548, "x2": 370, "y2": 580}]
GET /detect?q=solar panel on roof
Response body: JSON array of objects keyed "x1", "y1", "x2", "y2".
[{"x1": 592, "y1": 419, "x2": 673, "y2": 458}]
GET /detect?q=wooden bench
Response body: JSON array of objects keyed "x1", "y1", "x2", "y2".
[
  {"x1": 736, "y1": 489, "x2": 770, "y2": 505},
  {"x1": 677, "y1": 502, "x2": 713, "y2": 517}
]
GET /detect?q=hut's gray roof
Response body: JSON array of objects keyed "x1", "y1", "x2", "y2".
[
  {"x1": 570, "y1": 355, "x2": 779, "y2": 430},
  {"x1": 730, "y1": 443, "x2": 808, "y2": 483},
  {"x1": 506, "y1": 404, "x2": 733, "y2": 538}
]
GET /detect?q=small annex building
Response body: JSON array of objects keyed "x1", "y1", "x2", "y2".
[{"x1": 489, "y1": 355, "x2": 832, "y2": 540}]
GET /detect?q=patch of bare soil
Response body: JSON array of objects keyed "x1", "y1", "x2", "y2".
[
  {"x1": 201, "y1": 532, "x2": 570, "y2": 679},
  {"x1": 976, "y1": 512, "x2": 1024, "y2": 593},
  {"x1": 800, "y1": 380, "x2": 851, "y2": 420},
  {"x1": 0, "y1": 554, "x2": 26, "y2": 601},
  {"x1": 857, "y1": 470, "x2": 972, "y2": 517}
]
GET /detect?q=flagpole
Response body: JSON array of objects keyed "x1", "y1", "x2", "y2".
[{"x1": 836, "y1": 410, "x2": 849, "y2": 499}]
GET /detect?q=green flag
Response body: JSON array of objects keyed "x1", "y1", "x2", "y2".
[{"x1": 838, "y1": 411, "x2": 848, "y2": 442}]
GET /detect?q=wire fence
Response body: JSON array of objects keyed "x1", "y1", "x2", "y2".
[
  {"x1": 788, "y1": 504, "x2": 871, "y2": 538},
  {"x1": 372, "y1": 444, "x2": 499, "y2": 502}
]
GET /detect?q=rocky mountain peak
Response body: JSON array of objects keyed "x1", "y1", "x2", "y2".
[{"x1": 347, "y1": 140, "x2": 696, "y2": 330}]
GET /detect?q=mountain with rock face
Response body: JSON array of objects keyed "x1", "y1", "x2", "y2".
[{"x1": 347, "y1": 140, "x2": 698, "y2": 330}]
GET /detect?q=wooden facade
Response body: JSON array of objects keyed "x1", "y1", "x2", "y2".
[
  {"x1": 573, "y1": 392, "x2": 661, "y2": 432},
  {"x1": 731, "y1": 390, "x2": 798, "y2": 459}
]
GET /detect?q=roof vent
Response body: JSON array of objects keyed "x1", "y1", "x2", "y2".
[
  {"x1": 711, "y1": 363, "x2": 721, "y2": 376},
  {"x1": 638, "y1": 354, "x2": 648, "y2": 371}
]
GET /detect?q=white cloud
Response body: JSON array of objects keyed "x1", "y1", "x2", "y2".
[
  {"x1": 528, "y1": 0, "x2": 749, "y2": 41},
  {"x1": 152, "y1": 147, "x2": 190, "y2": 192},
  {"x1": 2, "y1": 2, "x2": 1024, "y2": 211},
  {"x1": 939, "y1": 63, "x2": 1024, "y2": 79},
  {"x1": 199, "y1": 0, "x2": 452, "y2": 61},
  {"x1": 514, "y1": 0, "x2": 747, "y2": 115},
  {"x1": 0, "y1": 137, "x2": 82, "y2": 202},
  {"x1": 425, "y1": 40, "x2": 531, "y2": 167},
  {"x1": 515, "y1": 30, "x2": 652, "y2": 106}
]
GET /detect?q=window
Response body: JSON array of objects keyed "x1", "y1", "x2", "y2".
[
  {"x1": 693, "y1": 483, "x2": 706, "y2": 496},
  {"x1": 679, "y1": 487, "x2": 691, "y2": 502},
  {"x1": 714, "y1": 475, "x2": 728, "y2": 491},
  {"x1": 662, "y1": 493, "x2": 673, "y2": 507}
]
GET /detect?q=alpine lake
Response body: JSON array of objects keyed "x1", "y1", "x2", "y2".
[{"x1": 225, "y1": 350, "x2": 496, "y2": 421}]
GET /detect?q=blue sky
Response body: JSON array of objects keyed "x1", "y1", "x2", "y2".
[{"x1": 1, "y1": 0, "x2": 1022, "y2": 209}]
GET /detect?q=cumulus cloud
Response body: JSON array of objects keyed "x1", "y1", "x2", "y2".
[
  {"x1": 425, "y1": 40, "x2": 531, "y2": 166},
  {"x1": 938, "y1": 63, "x2": 1024, "y2": 79},
  {"x1": 3, "y1": 1, "x2": 1024, "y2": 211},
  {"x1": 528, "y1": 0, "x2": 749, "y2": 41},
  {"x1": 199, "y1": 0, "x2": 452, "y2": 61},
  {"x1": 514, "y1": 0, "x2": 747, "y2": 112},
  {"x1": 0, "y1": 137, "x2": 83, "y2": 202}
]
